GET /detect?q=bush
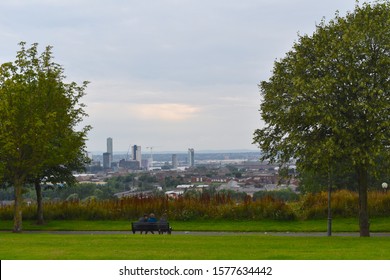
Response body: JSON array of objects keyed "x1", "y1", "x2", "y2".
[
  {"x1": 2, "y1": 189, "x2": 389, "y2": 221},
  {"x1": 253, "y1": 189, "x2": 300, "y2": 202},
  {"x1": 299, "y1": 190, "x2": 390, "y2": 219}
]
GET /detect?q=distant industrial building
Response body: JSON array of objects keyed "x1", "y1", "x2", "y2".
[
  {"x1": 142, "y1": 158, "x2": 151, "y2": 170},
  {"x1": 118, "y1": 159, "x2": 140, "y2": 170}
]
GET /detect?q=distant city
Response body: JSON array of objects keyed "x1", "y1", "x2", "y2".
[
  {"x1": 73, "y1": 137, "x2": 298, "y2": 199},
  {"x1": 86, "y1": 137, "x2": 262, "y2": 173}
]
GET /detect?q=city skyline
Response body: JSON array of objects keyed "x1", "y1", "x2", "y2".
[
  {"x1": 0, "y1": 0, "x2": 358, "y2": 152},
  {"x1": 90, "y1": 140, "x2": 257, "y2": 155}
]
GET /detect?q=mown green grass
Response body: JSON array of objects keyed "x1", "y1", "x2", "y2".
[
  {"x1": 1, "y1": 217, "x2": 390, "y2": 232},
  {"x1": 1, "y1": 232, "x2": 390, "y2": 260},
  {"x1": 1, "y1": 218, "x2": 389, "y2": 260}
]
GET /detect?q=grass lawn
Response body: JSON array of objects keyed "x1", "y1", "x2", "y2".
[
  {"x1": 1, "y1": 232, "x2": 390, "y2": 260},
  {"x1": 1, "y1": 217, "x2": 390, "y2": 260}
]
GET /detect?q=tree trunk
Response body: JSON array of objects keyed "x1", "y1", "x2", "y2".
[
  {"x1": 327, "y1": 166, "x2": 333, "y2": 237},
  {"x1": 356, "y1": 166, "x2": 370, "y2": 237},
  {"x1": 13, "y1": 179, "x2": 23, "y2": 233},
  {"x1": 35, "y1": 180, "x2": 44, "y2": 225}
]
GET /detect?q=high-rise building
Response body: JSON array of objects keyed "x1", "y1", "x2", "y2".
[
  {"x1": 107, "y1": 137, "x2": 113, "y2": 155},
  {"x1": 104, "y1": 137, "x2": 113, "y2": 169},
  {"x1": 172, "y1": 154, "x2": 178, "y2": 169},
  {"x1": 188, "y1": 148, "x2": 195, "y2": 167},
  {"x1": 103, "y1": 152, "x2": 112, "y2": 169},
  {"x1": 132, "y1": 145, "x2": 142, "y2": 164}
]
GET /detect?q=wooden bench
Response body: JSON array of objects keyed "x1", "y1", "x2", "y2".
[{"x1": 131, "y1": 222, "x2": 172, "y2": 234}]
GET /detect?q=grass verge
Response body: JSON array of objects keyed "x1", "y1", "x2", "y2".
[{"x1": 1, "y1": 217, "x2": 390, "y2": 232}]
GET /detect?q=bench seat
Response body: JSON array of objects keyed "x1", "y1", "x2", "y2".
[{"x1": 131, "y1": 222, "x2": 172, "y2": 234}]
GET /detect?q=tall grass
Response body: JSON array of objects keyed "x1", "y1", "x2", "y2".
[{"x1": 0, "y1": 190, "x2": 389, "y2": 221}]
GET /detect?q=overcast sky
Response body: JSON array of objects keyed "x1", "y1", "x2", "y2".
[{"x1": 0, "y1": 0, "x2": 360, "y2": 153}]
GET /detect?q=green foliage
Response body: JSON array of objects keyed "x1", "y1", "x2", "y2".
[
  {"x1": 253, "y1": 1, "x2": 390, "y2": 236},
  {"x1": 0, "y1": 42, "x2": 90, "y2": 231},
  {"x1": 0, "y1": 42, "x2": 90, "y2": 180},
  {"x1": 253, "y1": 189, "x2": 300, "y2": 202},
  {"x1": 254, "y1": 1, "x2": 390, "y2": 171},
  {"x1": 299, "y1": 190, "x2": 390, "y2": 219},
  {"x1": 38, "y1": 183, "x2": 117, "y2": 201},
  {"x1": 298, "y1": 157, "x2": 390, "y2": 194},
  {"x1": 164, "y1": 175, "x2": 186, "y2": 189}
]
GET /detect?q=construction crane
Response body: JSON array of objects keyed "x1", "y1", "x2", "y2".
[
  {"x1": 146, "y1": 146, "x2": 161, "y2": 169},
  {"x1": 146, "y1": 146, "x2": 154, "y2": 168},
  {"x1": 126, "y1": 145, "x2": 132, "y2": 161}
]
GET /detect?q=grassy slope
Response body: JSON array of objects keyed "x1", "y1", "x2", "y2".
[{"x1": 1, "y1": 232, "x2": 390, "y2": 260}]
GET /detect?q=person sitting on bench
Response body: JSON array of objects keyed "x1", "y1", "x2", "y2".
[
  {"x1": 147, "y1": 213, "x2": 157, "y2": 222},
  {"x1": 145, "y1": 213, "x2": 157, "y2": 234},
  {"x1": 139, "y1": 214, "x2": 148, "y2": 222}
]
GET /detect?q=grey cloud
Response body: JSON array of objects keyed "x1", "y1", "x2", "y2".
[{"x1": 1, "y1": 0, "x2": 358, "y2": 151}]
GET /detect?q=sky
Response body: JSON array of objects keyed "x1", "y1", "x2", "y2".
[{"x1": 0, "y1": 0, "x2": 360, "y2": 153}]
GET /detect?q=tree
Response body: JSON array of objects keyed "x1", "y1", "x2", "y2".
[
  {"x1": 32, "y1": 150, "x2": 90, "y2": 225},
  {"x1": 0, "y1": 42, "x2": 90, "y2": 232},
  {"x1": 253, "y1": 1, "x2": 390, "y2": 237}
]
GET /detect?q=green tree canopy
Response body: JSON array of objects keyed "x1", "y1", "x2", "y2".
[
  {"x1": 0, "y1": 42, "x2": 90, "y2": 232},
  {"x1": 253, "y1": 1, "x2": 390, "y2": 236}
]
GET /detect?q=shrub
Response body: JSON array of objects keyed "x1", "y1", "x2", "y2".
[
  {"x1": 2, "y1": 189, "x2": 389, "y2": 221},
  {"x1": 253, "y1": 189, "x2": 300, "y2": 202}
]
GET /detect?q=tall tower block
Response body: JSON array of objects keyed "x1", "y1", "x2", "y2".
[
  {"x1": 107, "y1": 137, "x2": 113, "y2": 155},
  {"x1": 188, "y1": 148, "x2": 195, "y2": 167},
  {"x1": 132, "y1": 145, "x2": 142, "y2": 163},
  {"x1": 172, "y1": 154, "x2": 178, "y2": 169}
]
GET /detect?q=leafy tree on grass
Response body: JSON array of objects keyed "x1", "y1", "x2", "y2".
[
  {"x1": 253, "y1": 2, "x2": 390, "y2": 236},
  {"x1": 32, "y1": 150, "x2": 90, "y2": 225},
  {"x1": 0, "y1": 42, "x2": 90, "y2": 232}
]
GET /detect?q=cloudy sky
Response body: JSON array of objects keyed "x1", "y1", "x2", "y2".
[{"x1": 0, "y1": 0, "x2": 359, "y2": 153}]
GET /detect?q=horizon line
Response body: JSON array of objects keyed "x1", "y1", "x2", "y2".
[{"x1": 88, "y1": 149, "x2": 260, "y2": 155}]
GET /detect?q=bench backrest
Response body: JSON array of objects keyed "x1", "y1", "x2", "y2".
[{"x1": 132, "y1": 222, "x2": 170, "y2": 230}]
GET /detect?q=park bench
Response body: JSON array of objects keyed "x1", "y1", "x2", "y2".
[{"x1": 131, "y1": 221, "x2": 172, "y2": 234}]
